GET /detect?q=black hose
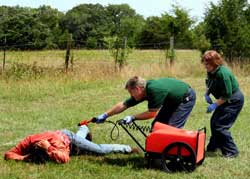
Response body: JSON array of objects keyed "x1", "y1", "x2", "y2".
[
  {"x1": 106, "y1": 120, "x2": 151, "y2": 141},
  {"x1": 106, "y1": 120, "x2": 120, "y2": 141}
]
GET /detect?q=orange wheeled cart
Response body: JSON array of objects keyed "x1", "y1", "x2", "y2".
[{"x1": 119, "y1": 121, "x2": 206, "y2": 172}]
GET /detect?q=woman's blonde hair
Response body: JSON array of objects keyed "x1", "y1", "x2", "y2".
[{"x1": 202, "y1": 50, "x2": 224, "y2": 67}]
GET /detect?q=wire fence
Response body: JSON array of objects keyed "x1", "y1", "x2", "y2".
[
  {"x1": 0, "y1": 40, "x2": 176, "y2": 79},
  {"x1": 2, "y1": 38, "x2": 249, "y2": 79},
  {"x1": 0, "y1": 38, "x2": 174, "y2": 72},
  {"x1": 0, "y1": 39, "x2": 171, "y2": 50}
]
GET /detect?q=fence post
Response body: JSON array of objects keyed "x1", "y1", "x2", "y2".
[
  {"x1": 65, "y1": 33, "x2": 72, "y2": 73},
  {"x1": 123, "y1": 36, "x2": 127, "y2": 49},
  {"x1": 169, "y1": 36, "x2": 175, "y2": 66},
  {"x1": 119, "y1": 36, "x2": 127, "y2": 70},
  {"x1": 2, "y1": 36, "x2": 6, "y2": 72}
]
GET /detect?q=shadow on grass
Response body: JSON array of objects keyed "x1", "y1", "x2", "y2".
[
  {"x1": 102, "y1": 156, "x2": 146, "y2": 169},
  {"x1": 205, "y1": 151, "x2": 221, "y2": 158},
  {"x1": 80, "y1": 154, "x2": 166, "y2": 172},
  {"x1": 80, "y1": 154, "x2": 147, "y2": 170}
]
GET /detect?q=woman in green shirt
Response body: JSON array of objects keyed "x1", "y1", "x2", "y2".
[{"x1": 202, "y1": 50, "x2": 244, "y2": 158}]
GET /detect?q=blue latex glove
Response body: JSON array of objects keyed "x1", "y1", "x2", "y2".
[
  {"x1": 95, "y1": 113, "x2": 108, "y2": 123},
  {"x1": 122, "y1": 116, "x2": 135, "y2": 124},
  {"x1": 204, "y1": 93, "x2": 213, "y2": 104},
  {"x1": 206, "y1": 103, "x2": 218, "y2": 113}
]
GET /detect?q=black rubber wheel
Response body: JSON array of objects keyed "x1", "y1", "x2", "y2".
[{"x1": 161, "y1": 142, "x2": 196, "y2": 173}]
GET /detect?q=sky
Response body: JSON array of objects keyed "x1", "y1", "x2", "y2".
[{"x1": 0, "y1": 0, "x2": 220, "y2": 21}]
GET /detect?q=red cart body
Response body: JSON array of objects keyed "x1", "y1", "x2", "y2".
[{"x1": 146, "y1": 122, "x2": 206, "y2": 164}]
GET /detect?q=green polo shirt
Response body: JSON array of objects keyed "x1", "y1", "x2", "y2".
[
  {"x1": 123, "y1": 78, "x2": 189, "y2": 110},
  {"x1": 206, "y1": 65, "x2": 239, "y2": 100}
]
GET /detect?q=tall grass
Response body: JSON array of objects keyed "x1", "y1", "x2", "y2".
[
  {"x1": 0, "y1": 50, "x2": 249, "y2": 178},
  {"x1": 4, "y1": 49, "x2": 249, "y2": 81},
  {"x1": 1, "y1": 49, "x2": 202, "y2": 80}
]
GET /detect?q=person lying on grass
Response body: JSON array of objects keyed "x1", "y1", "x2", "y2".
[{"x1": 4, "y1": 125, "x2": 140, "y2": 164}]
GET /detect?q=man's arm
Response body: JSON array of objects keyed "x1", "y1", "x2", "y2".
[
  {"x1": 134, "y1": 110, "x2": 157, "y2": 120},
  {"x1": 105, "y1": 102, "x2": 128, "y2": 117}
]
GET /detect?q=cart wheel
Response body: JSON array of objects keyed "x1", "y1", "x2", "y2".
[
  {"x1": 161, "y1": 142, "x2": 196, "y2": 173},
  {"x1": 145, "y1": 153, "x2": 152, "y2": 169}
]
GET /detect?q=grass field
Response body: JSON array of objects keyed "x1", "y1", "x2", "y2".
[{"x1": 0, "y1": 50, "x2": 250, "y2": 178}]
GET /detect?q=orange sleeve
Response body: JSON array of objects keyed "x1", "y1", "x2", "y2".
[{"x1": 4, "y1": 136, "x2": 31, "y2": 161}]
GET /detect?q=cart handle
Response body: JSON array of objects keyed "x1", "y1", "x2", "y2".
[
  {"x1": 118, "y1": 119, "x2": 149, "y2": 137},
  {"x1": 118, "y1": 119, "x2": 146, "y2": 152}
]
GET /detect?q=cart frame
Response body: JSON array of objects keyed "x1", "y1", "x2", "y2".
[{"x1": 118, "y1": 120, "x2": 206, "y2": 172}]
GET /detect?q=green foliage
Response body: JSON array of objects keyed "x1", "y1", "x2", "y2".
[
  {"x1": 2, "y1": 62, "x2": 62, "y2": 80},
  {"x1": 2, "y1": 1, "x2": 250, "y2": 57},
  {"x1": 5, "y1": 62, "x2": 45, "y2": 79},
  {"x1": 61, "y1": 4, "x2": 108, "y2": 48},
  {"x1": 192, "y1": 23, "x2": 211, "y2": 54},
  {"x1": 0, "y1": 3, "x2": 195, "y2": 50},
  {"x1": 60, "y1": 4, "x2": 145, "y2": 49},
  {"x1": 169, "y1": 5, "x2": 195, "y2": 48},
  {"x1": 165, "y1": 48, "x2": 176, "y2": 62},
  {"x1": 138, "y1": 16, "x2": 169, "y2": 48},
  {"x1": 106, "y1": 4, "x2": 145, "y2": 48},
  {"x1": 0, "y1": 6, "x2": 67, "y2": 50},
  {"x1": 204, "y1": 0, "x2": 250, "y2": 62},
  {"x1": 105, "y1": 36, "x2": 132, "y2": 70},
  {"x1": 138, "y1": 5, "x2": 195, "y2": 49}
]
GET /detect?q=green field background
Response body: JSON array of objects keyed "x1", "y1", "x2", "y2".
[{"x1": 0, "y1": 50, "x2": 249, "y2": 178}]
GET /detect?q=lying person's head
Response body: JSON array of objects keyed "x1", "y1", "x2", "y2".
[{"x1": 24, "y1": 147, "x2": 50, "y2": 164}]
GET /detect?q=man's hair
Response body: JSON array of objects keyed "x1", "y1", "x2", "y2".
[
  {"x1": 125, "y1": 76, "x2": 146, "y2": 89},
  {"x1": 24, "y1": 147, "x2": 50, "y2": 164}
]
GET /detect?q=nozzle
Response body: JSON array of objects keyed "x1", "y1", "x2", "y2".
[{"x1": 78, "y1": 117, "x2": 97, "y2": 126}]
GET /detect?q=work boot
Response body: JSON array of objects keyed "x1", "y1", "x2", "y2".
[
  {"x1": 206, "y1": 145, "x2": 218, "y2": 152},
  {"x1": 222, "y1": 152, "x2": 238, "y2": 158}
]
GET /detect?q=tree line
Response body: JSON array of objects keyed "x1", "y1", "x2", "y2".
[{"x1": 0, "y1": 0, "x2": 250, "y2": 62}]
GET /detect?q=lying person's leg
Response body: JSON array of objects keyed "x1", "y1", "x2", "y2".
[
  {"x1": 63, "y1": 126, "x2": 139, "y2": 155},
  {"x1": 74, "y1": 133, "x2": 134, "y2": 154}
]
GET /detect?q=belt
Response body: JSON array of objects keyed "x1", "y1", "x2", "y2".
[{"x1": 182, "y1": 88, "x2": 193, "y2": 103}]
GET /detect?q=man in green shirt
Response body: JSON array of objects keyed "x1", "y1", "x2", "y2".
[{"x1": 94, "y1": 76, "x2": 196, "y2": 128}]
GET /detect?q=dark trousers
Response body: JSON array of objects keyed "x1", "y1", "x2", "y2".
[
  {"x1": 207, "y1": 89, "x2": 244, "y2": 155},
  {"x1": 152, "y1": 88, "x2": 196, "y2": 128}
]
